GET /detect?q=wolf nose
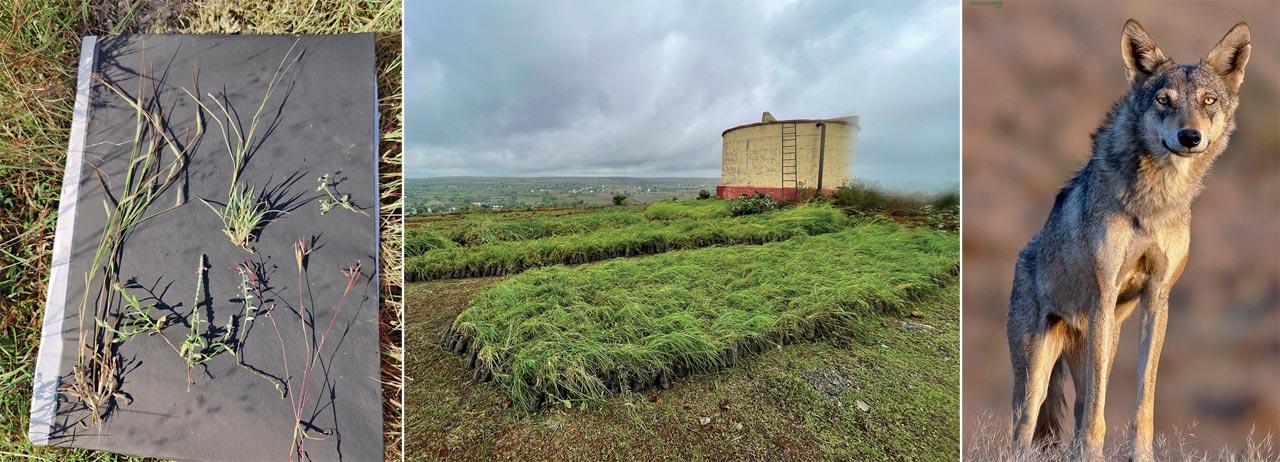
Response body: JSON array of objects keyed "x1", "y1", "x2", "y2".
[{"x1": 1177, "y1": 129, "x2": 1202, "y2": 148}]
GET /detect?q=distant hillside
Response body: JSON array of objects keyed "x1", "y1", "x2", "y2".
[{"x1": 405, "y1": 177, "x2": 718, "y2": 214}]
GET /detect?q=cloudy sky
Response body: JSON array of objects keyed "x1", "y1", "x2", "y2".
[{"x1": 405, "y1": 0, "x2": 959, "y2": 191}]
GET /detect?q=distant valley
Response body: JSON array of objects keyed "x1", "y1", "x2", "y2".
[{"x1": 405, "y1": 177, "x2": 718, "y2": 214}]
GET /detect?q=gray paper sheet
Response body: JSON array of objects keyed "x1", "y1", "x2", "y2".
[{"x1": 29, "y1": 34, "x2": 382, "y2": 461}]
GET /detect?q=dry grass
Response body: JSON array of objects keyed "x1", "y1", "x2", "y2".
[
  {"x1": 2, "y1": 2, "x2": 145, "y2": 460},
  {"x1": 965, "y1": 414, "x2": 1280, "y2": 461}
]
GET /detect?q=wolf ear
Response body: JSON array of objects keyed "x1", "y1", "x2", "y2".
[
  {"x1": 1205, "y1": 22, "x2": 1251, "y2": 93},
  {"x1": 1120, "y1": 19, "x2": 1169, "y2": 84}
]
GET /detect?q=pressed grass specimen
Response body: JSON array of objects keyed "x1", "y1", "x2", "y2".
[
  {"x1": 3, "y1": 3, "x2": 401, "y2": 459},
  {"x1": 65, "y1": 67, "x2": 204, "y2": 427},
  {"x1": 316, "y1": 172, "x2": 370, "y2": 216},
  {"x1": 440, "y1": 222, "x2": 959, "y2": 411},
  {"x1": 190, "y1": 40, "x2": 301, "y2": 251},
  {"x1": 406, "y1": 203, "x2": 850, "y2": 280},
  {"x1": 269, "y1": 238, "x2": 364, "y2": 461},
  {"x1": 177, "y1": 255, "x2": 233, "y2": 391},
  {"x1": 96, "y1": 283, "x2": 173, "y2": 345}
]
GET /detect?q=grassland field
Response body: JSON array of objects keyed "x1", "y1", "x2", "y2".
[{"x1": 406, "y1": 196, "x2": 960, "y2": 460}]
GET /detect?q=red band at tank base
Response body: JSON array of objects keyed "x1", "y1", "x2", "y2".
[{"x1": 715, "y1": 185, "x2": 836, "y2": 202}]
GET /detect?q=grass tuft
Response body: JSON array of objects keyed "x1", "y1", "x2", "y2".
[
  {"x1": 200, "y1": 185, "x2": 272, "y2": 252},
  {"x1": 443, "y1": 208, "x2": 644, "y2": 246}
]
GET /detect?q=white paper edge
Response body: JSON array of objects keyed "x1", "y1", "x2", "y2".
[{"x1": 29, "y1": 35, "x2": 97, "y2": 445}]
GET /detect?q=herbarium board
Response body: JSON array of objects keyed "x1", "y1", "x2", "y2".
[{"x1": 29, "y1": 34, "x2": 382, "y2": 461}]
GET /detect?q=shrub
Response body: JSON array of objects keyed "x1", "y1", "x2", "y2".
[
  {"x1": 832, "y1": 181, "x2": 956, "y2": 218},
  {"x1": 932, "y1": 189, "x2": 960, "y2": 211},
  {"x1": 696, "y1": 189, "x2": 711, "y2": 200},
  {"x1": 611, "y1": 194, "x2": 628, "y2": 206},
  {"x1": 728, "y1": 193, "x2": 778, "y2": 216},
  {"x1": 831, "y1": 181, "x2": 891, "y2": 213},
  {"x1": 882, "y1": 194, "x2": 930, "y2": 217}
]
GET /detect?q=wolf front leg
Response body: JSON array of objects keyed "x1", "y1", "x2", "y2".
[
  {"x1": 1076, "y1": 282, "x2": 1120, "y2": 461},
  {"x1": 1132, "y1": 241, "x2": 1183, "y2": 462},
  {"x1": 1130, "y1": 291, "x2": 1167, "y2": 462}
]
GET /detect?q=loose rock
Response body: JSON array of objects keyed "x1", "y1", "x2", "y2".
[
  {"x1": 856, "y1": 400, "x2": 871, "y2": 412},
  {"x1": 899, "y1": 320, "x2": 940, "y2": 334}
]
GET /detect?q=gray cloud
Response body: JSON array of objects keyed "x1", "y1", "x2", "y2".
[{"x1": 405, "y1": 0, "x2": 959, "y2": 191}]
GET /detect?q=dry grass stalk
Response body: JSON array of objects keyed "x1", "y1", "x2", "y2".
[{"x1": 63, "y1": 54, "x2": 204, "y2": 426}]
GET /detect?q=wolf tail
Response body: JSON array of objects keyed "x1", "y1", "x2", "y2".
[{"x1": 1034, "y1": 357, "x2": 1070, "y2": 445}]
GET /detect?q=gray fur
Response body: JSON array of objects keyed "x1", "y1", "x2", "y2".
[{"x1": 1006, "y1": 19, "x2": 1250, "y2": 462}]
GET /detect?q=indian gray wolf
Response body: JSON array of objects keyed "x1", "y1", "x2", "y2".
[{"x1": 1005, "y1": 19, "x2": 1251, "y2": 461}]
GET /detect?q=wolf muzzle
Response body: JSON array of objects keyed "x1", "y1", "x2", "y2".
[{"x1": 1177, "y1": 129, "x2": 1201, "y2": 148}]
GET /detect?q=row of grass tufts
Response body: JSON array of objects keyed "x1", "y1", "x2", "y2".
[
  {"x1": 439, "y1": 222, "x2": 959, "y2": 411},
  {"x1": 405, "y1": 203, "x2": 849, "y2": 281},
  {"x1": 443, "y1": 208, "x2": 645, "y2": 246}
]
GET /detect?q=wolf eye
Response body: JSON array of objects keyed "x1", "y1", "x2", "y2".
[
  {"x1": 1156, "y1": 95, "x2": 1171, "y2": 105},
  {"x1": 1203, "y1": 96, "x2": 1217, "y2": 105}
]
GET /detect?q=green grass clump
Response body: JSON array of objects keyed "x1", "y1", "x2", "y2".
[
  {"x1": 641, "y1": 199, "x2": 731, "y2": 220},
  {"x1": 441, "y1": 222, "x2": 958, "y2": 411},
  {"x1": 404, "y1": 228, "x2": 455, "y2": 256},
  {"x1": 406, "y1": 204, "x2": 850, "y2": 281},
  {"x1": 444, "y1": 208, "x2": 644, "y2": 247},
  {"x1": 201, "y1": 184, "x2": 271, "y2": 251}
]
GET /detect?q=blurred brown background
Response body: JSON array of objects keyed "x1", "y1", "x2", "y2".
[{"x1": 962, "y1": 0, "x2": 1280, "y2": 451}]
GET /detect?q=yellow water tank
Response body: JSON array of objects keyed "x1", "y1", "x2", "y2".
[{"x1": 717, "y1": 112, "x2": 857, "y2": 201}]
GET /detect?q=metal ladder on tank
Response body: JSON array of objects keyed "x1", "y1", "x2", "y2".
[{"x1": 780, "y1": 122, "x2": 798, "y2": 201}]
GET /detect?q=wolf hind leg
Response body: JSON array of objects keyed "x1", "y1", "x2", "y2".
[
  {"x1": 1010, "y1": 312, "x2": 1067, "y2": 452},
  {"x1": 1034, "y1": 356, "x2": 1070, "y2": 447}
]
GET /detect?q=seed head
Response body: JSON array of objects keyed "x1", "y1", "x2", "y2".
[
  {"x1": 293, "y1": 238, "x2": 310, "y2": 272},
  {"x1": 341, "y1": 261, "x2": 362, "y2": 294}
]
